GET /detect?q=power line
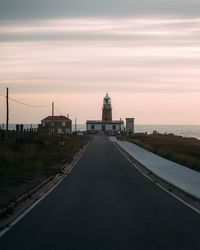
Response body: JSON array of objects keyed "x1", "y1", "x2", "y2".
[
  {"x1": 0, "y1": 92, "x2": 51, "y2": 108},
  {"x1": 55, "y1": 106, "x2": 65, "y2": 115}
]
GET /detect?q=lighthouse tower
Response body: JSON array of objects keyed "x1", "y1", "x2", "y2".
[
  {"x1": 86, "y1": 93, "x2": 124, "y2": 135},
  {"x1": 102, "y1": 93, "x2": 112, "y2": 121}
]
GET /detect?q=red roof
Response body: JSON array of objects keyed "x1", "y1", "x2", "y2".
[{"x1": 42, "y1": 116, "x2": 70, "y2": 121}]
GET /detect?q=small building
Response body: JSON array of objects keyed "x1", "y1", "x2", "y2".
[
  {"x1": 86, "y1": 120, "x2": 124, "y2": 135},
  {"x1": 41, "y1": 115, "x2": 72, "y2": 135},
  {"x1": 126, "y1": 118, "x2": 134, "y2": 136},
  {"x1": 86, "y1": 93, "x2": 124, "y2": 135}
]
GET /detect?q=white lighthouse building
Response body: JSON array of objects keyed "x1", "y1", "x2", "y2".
[{"x1": 86, "y1": 93, "x2": 124, "y2": 135}]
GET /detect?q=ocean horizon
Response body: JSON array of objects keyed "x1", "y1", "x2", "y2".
[{"x1": 2, "y1": 123, "x2": 200, "y2": 140}]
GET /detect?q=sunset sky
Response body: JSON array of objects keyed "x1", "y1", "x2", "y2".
[{"x1": 0, "y1": 0, "x2": 200, "y2": 124}]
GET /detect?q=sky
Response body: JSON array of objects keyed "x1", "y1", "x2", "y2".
[{"x1": 0, "y1": 0, "x2": 200, "y2": 125}]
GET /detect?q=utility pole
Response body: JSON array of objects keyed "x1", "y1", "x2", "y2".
[
  {"x1": 75, "y1": 117, "x2": 77, "y2": 133},
  {"x1": 52, "y1": 101, "x2": 54, "y2": 136},
  {"x1": 6, "y1": 87, "x2": 9, "y2": 142}
]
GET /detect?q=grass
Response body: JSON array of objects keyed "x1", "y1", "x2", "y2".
[
  {"x1": 124, "y1": 133, "x2": 200, "y2": 172},
  {"x1": 0, "y1": 135, "x2": 91, "y2": 189}
]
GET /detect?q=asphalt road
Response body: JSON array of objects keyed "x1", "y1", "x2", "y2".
[{"x1": 0, "y1": 135, "x2": 200, "y2": 250}]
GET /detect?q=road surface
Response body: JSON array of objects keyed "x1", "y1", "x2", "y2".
[{"x1": 0, "y1": 135, "x2": 200, "y2": 250}]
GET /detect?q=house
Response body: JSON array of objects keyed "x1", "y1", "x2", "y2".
[{"x1": 41, "y1": 115, "x2": 72, "y2": 135}]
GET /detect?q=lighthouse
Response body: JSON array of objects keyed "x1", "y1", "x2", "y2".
[
  {"x1": 102, "y1": 93, "x2": 112, "y2": 121},
  {"x1": 86, "y1": 93, "x2": 124, "y2": 135}
]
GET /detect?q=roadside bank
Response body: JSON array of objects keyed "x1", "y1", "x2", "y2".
[{"x1": 0, "y1": 135, "x2": 91, "y2": 220}]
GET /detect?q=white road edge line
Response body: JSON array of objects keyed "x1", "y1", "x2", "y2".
[
  {"x1": 0, "y1": 146, "x2": 87, "y2": 238},
  {"x1": 113, "y1": 142, "x2": 200, "y2": 215}
]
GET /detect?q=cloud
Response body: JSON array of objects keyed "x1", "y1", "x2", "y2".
[
  {"x1": 1, "y1": 18, "x2": 200, "y2": 43},
  {"x1": 3, "y1": 82, "x2": 200, "y2": 94},
  {"x1": 1, "y1": 0, "x2": 200, "y2": 21},
  {"x1": 0, "y1": 18, "x2": 200, "y2": 45},
  {"x1": 0, "y1": 18, "x2": 200, "y2": 95}
]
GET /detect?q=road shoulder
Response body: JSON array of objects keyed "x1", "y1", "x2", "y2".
[{"x1": 110, "y1": 137, "x2": 200, "y2": 213}]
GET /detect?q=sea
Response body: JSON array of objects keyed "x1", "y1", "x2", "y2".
[{"x1": 2, "y1": 124, "x2": 200, "y2": 140}]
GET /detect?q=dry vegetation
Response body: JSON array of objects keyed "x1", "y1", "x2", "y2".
[
  {"x1": 0, "y1": 135, "x2": 91, "y2": 208},
  {"x1": 125, "y1": 133, "x2": 200, "y2": 172}
]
